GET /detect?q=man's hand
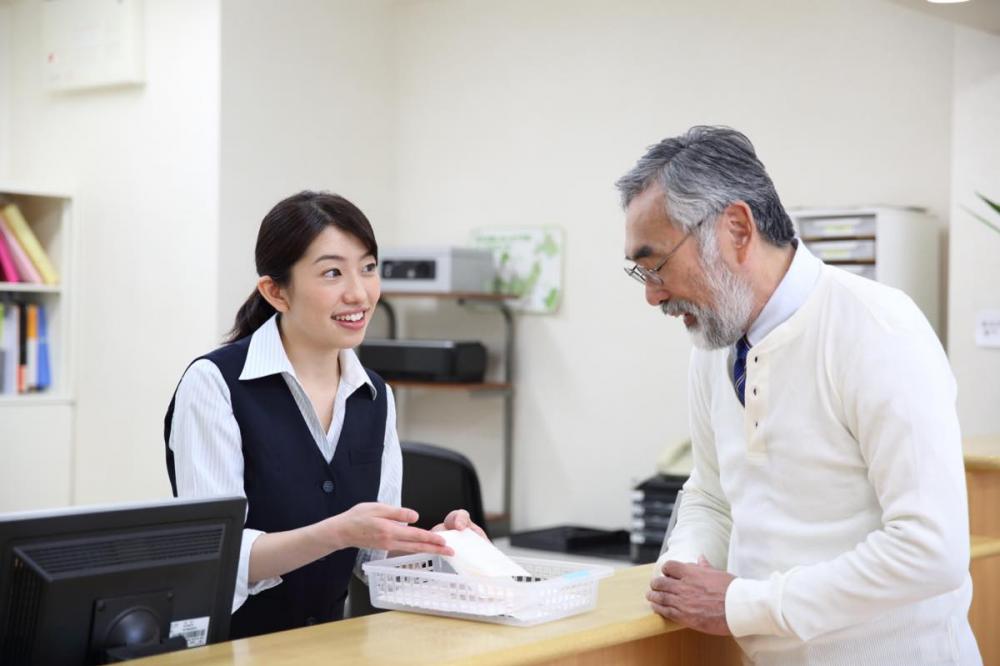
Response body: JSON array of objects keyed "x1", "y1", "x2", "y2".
[{"x1": 647, "y1": 556, "x2": 734, "y2": 636}]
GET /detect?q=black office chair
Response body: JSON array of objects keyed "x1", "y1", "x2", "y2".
[
  {"x1": 347, "y1": 442, "x2": 489, "y2": 618},
  {"x1": 399, "y1": 441, "x2": 489, "y2": 536}
]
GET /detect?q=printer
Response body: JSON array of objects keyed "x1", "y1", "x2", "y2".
[
  {"x1": 358, "y1": 339, "x2": 488, "y2": 383},
  {"x1": 379, "y1": 246, "x2": 496, "y2": 293}
]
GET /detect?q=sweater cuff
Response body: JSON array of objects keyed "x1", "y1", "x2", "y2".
[
  {"x1": 725, "y1": 575, "x2": 786, "y2": 637},
  {"x1": 652, "y1": 548, "x2": 700, "y2": 578}
]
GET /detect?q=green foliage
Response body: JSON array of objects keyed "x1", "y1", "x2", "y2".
[{"x1": 967, "y1": 192, "x2": 1000, "y2": 236}]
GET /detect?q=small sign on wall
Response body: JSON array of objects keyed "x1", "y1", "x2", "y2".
[
  {"x1": 471, "y1": 226, "x2": 564, "y2": 314},
  {"x1": 43, "y1": 0, "x2": 145, "y2": 91}
]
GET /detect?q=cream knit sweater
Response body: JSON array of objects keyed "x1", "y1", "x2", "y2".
[{"x1": 659, "y1": 265, "x2": 980, "y2": 665}]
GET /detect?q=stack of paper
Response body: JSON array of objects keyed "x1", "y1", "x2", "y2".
[{"x1": 437, "y1": 530, "x2": 531, "y2": 578}]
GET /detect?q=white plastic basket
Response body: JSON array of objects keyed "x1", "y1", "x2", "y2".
[{"x1": 362, "y1": 553, "x2": 614, "y2": 627}]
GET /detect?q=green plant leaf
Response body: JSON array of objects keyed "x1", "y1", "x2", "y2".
[
  {"x1": 976, "y1": 192, "x2": 1000, "y2": 217},
  {"x1": 962, "y1": 204, "x2": 1000, "y2": 237}
]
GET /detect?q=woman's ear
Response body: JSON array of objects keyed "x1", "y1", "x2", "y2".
[
  {"x1": 257, "y1": 276, "x2": 289, "y2": 313},
  {"x1": 723, "y1": 201, "x2": 755, "y2": 263}
]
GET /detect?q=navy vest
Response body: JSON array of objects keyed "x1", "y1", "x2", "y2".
[{"x1": 164, "y1": 335, "x2": 386, "y2": 639}]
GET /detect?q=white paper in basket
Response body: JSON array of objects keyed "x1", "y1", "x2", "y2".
[{"x1": 438, "y1": 529, "x2": 531, "y2": 578}]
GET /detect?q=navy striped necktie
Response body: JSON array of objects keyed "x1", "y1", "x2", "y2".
[{"x1": 734, "y1": 335, "x2": 752, "y2": 406}]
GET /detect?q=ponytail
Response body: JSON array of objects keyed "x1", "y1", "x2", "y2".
[
  {"x1": 226, "y1": 191, "x2": 377, "y2": 343},
  {"x1": 226, "y1": 289, "x2": 276, "y2": 343}
]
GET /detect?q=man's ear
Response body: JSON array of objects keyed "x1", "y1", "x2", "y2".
[
  {"x1": 722, "y1": 201, "x2": 755, "y2": 263},
  {"x1": 257, "y1": 275, "x2": 290, "y2": 313}
]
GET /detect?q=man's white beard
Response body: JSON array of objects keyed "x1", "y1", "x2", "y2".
[{"x1": 660, "y1": 238, "x2": 754, "y2": 350}]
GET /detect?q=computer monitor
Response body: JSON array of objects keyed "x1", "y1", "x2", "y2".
[{"x1": 0, "y1": 496, "x2": 245, "y2": 665}]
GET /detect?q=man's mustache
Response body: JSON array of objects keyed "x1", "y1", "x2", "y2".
[{"x1": 661, "y1": 300, "x2": 698, "y2": 317}]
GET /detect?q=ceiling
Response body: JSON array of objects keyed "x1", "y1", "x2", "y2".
[{"x1": 889, "y1": 0, "x2": 1000, "y2": 35}]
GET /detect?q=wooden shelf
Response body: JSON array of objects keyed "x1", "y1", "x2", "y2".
[
  {"x1": 381, "y1": 291, "x2": 514, "y2": 301},
  {"x1": 378, "y1": 292, "x2": 517, "y2": 534},
  {"x1": 0, "y1": 282, "x2": 62, "y2": 294},
  {"x1": 388, "y1": 380, "x2": 511, "y2": 392},
  {"x1": 0, "y1": 394, "x2": 73, "y2": 406}
]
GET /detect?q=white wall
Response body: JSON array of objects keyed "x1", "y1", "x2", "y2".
[
  {"x1": 217, "y1": 0, "x2": 397, "y2": 337},
  {"x1": 0, "y1": 4, "x2": 11, "y2": 178},
  {"x1": 6, "y1": 0, "x2": 221, "y2": 505},
  {"x1": 948, "y1": 27, "x2": 1000, "y2": 437},
  {"x1": 3, "y1": 0, "x2": 978, "y2": 530},
  {"x1": 389, "y1": 0, "x2": 955, "y2": 530},
  {"x1": 2, "y1": 0, "x2": 401, "y2": 511}
]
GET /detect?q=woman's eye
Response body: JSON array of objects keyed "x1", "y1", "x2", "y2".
[
  {"x1": 323, "y1": 268, "x2": 342, "y2": 278},
  {"x1": 363, "y1": 262, "x2": 378, "y2": 274}
]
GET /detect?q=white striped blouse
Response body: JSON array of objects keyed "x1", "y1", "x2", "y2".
[{"x1": 168, "y1": 314, "x2": 401, "y2": 612}]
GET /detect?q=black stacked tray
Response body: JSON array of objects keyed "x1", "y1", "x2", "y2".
[{"x1": 630, "y1": 474, "x2": 687, "y2": 564}]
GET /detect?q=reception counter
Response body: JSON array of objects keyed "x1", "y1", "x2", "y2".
[
  {"x1": 134, "y1": 438, "x2": 1000, "y2": 665},
  {"x1": 136, "y1": 563, "x2": 742, "y2": 666},
  {"x1": 965, "y1": 435, "x2": 1000, "y2": 666}
]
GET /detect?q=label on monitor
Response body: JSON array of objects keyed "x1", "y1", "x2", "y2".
[{"x1": 169, "y1": 616, "x2": 211, "y2": 647}]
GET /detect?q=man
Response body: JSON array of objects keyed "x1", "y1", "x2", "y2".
[{"x1": 617, "y1": 126, "x2": 980, "y2": 665}]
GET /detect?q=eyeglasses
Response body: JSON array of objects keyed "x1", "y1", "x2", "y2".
[{"x1": 623, "y1": 219, "x2": 704, "y2": 286}]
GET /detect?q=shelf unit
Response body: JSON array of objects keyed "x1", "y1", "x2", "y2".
[
  {"x1": 376, "y1": 291, "x2": 515, "y2": 537},
  {"x1": 790, "y1": 206, "x2": 940, "y2": 336},
  {"x1": 0, "y1": 184, "x2": 76, "y2": 512}
]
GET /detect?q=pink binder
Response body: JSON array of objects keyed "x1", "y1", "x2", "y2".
[
  {"x1": 0, "y1": 211, "x2": 42, "y2": 283},
  {"x1": 0, "y1": 225, "x2": 19, "y2": 282}
]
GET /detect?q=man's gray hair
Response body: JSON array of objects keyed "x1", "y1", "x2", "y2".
[{"x1": 615, "y1": 126, "x2": 795, "y2": 247}]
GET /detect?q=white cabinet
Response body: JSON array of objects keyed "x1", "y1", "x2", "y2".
[
  {"x1": 0, "y1": 184, "x2": 75, "y2": 511},
  {"x1": 0, "y1": 402, "x2": 73, "y2": 510},
  {"x1": 791, "y1": 207, "x2": 940, "y2": 336}
]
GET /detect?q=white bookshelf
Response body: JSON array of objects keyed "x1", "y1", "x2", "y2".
[
  {"x1": 0, "y1": 183, "x2": 76, "y2": 511},
  {"x1": 790, "y1": 206, "x2": 941, "y2": 337}
]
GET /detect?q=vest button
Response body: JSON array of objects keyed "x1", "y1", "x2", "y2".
[{"x1": 322, "y1": 480, "x2": 334, "y2": 493}]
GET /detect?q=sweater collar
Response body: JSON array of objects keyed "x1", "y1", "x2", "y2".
[{"x1": 745, "y1": 239, "x2": 822, "y2": 347}]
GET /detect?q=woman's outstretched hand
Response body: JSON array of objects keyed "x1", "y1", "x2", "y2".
[{"x1": 323, "y1": 502, "x2": 454, "y2": 555}]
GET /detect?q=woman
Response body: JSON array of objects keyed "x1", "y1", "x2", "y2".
[{"x1": 164, "y1": 191, "x2": 483, "y2": 639}]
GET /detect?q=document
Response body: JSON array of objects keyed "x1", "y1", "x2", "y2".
[{"x1": 438, "y1": 530, "x2": 531, "y2": 578}]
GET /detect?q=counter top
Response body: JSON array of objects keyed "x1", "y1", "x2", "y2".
[
  {"x1": 132, "y1": 442, "x2": 1000, "y2": 666},
  {"x1": 137, "y1": 564, "x2": 683, "y2": 666},
  {"x1": 137, "y1": 533, "x2": 1000, "y2": 666},
  {"x1": 964, "y1": 435, "x2": 1000, "y2": 471},
  {"x1": 972, "y1": 534, "x2": 1000, "y2": 559}
]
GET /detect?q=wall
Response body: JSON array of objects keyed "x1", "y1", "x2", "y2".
[
  {"x1": 1, "y1": 0, "x2": 401, "y2": 510},
  {"x1": 217, "y1": 0, "x2": 398, "y2": 337},
  {"x1": 2, "y1": 0, "x2": 974, "y2": 529},
  {"x1": 5, "y1": 0, "x2": 221, "y2": 505},
  {"x1": 0, "y1": 3, "x2": 10, "y2": 178},
  {"x1": 389, "y1": 0, "x2": 955, "y2": 529},
  {"x1": 948, "y1": 27, "x2": 1000, "y2": 437}
]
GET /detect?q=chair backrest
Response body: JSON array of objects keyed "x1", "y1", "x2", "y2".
[
  {"x1": 348, "y1": 442, "x2": 490, "y2": 619},
  {"x1": 401, "y1": 441, "x2": 489, "y2": 538}
]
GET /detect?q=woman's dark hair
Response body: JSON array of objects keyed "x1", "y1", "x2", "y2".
[{"x1": 227, "y1": 191, "x2": 378, "y2": 342}]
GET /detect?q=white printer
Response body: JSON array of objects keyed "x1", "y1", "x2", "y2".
[{"x1": 379, "y1": 246, "x2": 496, "y2": 293}]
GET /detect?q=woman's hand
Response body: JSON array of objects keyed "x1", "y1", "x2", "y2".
[
  {"x1": 432, "y1": 509, "x2": 489, "y2": 540},
  {"x1": 321, "y1": 502, "x2": 454, "y2": 555}
]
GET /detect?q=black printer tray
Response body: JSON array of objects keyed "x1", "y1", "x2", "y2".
[{"x1": 358, "y1": 338, "x2": 487, "y2": 383}]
